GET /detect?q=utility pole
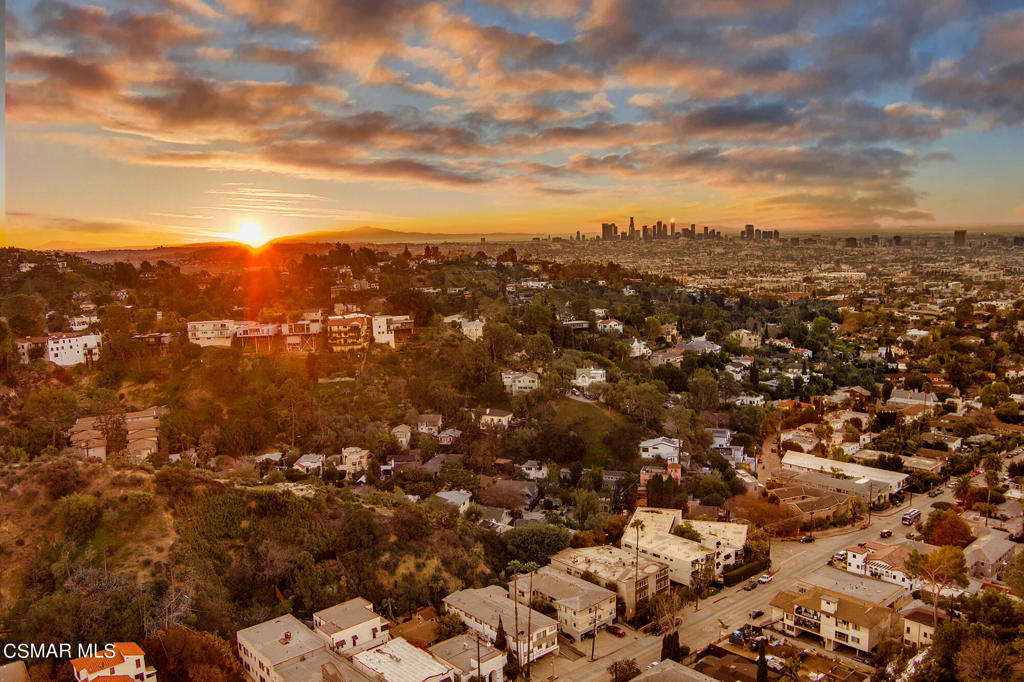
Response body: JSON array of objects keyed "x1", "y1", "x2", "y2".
[
  {"x1": 590, "y1": 607, "x2": 598, "y2": 661},
  {"x1": 526, "y1": 572, "x2": 533, "y2": 679}
]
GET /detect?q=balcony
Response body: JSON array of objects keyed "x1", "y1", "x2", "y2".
[{"x1": 793, "y1": 616, "x2": 821, "y2": 633}]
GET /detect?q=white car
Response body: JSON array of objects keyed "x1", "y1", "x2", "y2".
[{"x1": 758, "y1": 574, "x2": 773, "y2": 584}]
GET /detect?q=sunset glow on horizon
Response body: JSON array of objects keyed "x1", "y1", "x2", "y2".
[{"x1": 5, "y1": 0, "x2": 1024, "y2": 249}]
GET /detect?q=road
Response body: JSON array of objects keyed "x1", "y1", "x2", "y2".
[{"x1": 554, "y1": 493, "x2": 947, "y2": 681}]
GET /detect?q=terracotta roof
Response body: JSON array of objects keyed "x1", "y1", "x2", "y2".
[{"x1": 70, "y1": 643, "x2": 144, "y2": 675}]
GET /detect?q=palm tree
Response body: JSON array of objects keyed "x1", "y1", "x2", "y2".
[
  {"x1": 982, "y1": 453, "x2": 1003, "y2": 506},
  {"x1": 629, "y1": 518, "x2": 646, "y2": 618},
  {"x1": 953, "y1": 474, "x2": 973, "y2": 505}
]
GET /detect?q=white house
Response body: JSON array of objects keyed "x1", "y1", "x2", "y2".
[
  {"x1": 68, "y1": 314, "x2": 99, "y2": 331},
  {"x1": 730, "y1": 393, "x2": 765, "y2": 407},
  {"x1": 293, "y1": 453, "x2": 325, "y2": 475},
  {"x1": 597, "y1": 319, "x2": 624, "y2": 334},
  {"x1": 438, "y1": 428, "x2": 462, "y2": 446},
  {"x1": 573, "y1": 367, "x2": 607, "y2": 389},
  {"x1": 391, "y1": 424, "x2": 412, "y2": 448},
  {"x1": 436, "y1": 489, "x2": 473, "y2": 513},
  {"x1": 502, "y1": 371, "x2": 539, "y2": 395},
  {"x1": 372, "y1": 314, "x2": 414, "y2": 348},
  {"x1": 31, "y1": 332, "x2": 103, "y2": 366},
  {"x1": 520, "y1": 460, "x2": 548, "y2": 481},
  {"x1": 187, "y1": 320, "x2": 236, "y2": 347},
  {"x1": 629, "y1": 337, "x2": 651, "y2": 358},
  {"x1": 639, "y1": 437, "x2": 687, "y2": 464},
  {"x1": 461, "y1": 320, "x2": 486, "y2": 340},
  {"x1": 418, "y1": 414, "x2": 443, "y2": 436},
  {"x1": 479, "y1": 408, "x2": 513, "y2": 429},
  {"x1": 313, "y1": 598, "x2": 390, "y2": 654},
  {"x1": 70, "y1": 643, "x2": 157, "y2": 682}
]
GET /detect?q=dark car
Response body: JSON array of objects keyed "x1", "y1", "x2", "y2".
[
  {"x1": 744, "y1": 581, "x2": 758, "y2": 591},
  {"x1": 879, "y1": 529, "x2": 893, "y2": 538},
  {"x1": 800, "y1": 535, "x2": 815, "y2": 543},
  {"x1": 749, "y1": 609, "x2": 765, "y2": 619},
  {"x1": 606, "y1": 625, "x2": 626, "y2": 638}
]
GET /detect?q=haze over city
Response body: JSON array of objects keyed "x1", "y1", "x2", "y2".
[{"x1": 6, "y1": 0, "x2": 1024, "y2": 249}]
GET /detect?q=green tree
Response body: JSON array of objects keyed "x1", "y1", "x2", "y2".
[
  {"x1": 436, "y1": 612, "x2": 465, "y2": 640},
  {"x1": 904, "y1": 546, "x2": 969, "y2": 628},
  {"x1": 2, "y1": 294, "x2": 45, "y2": 337},
  {"x1": 494, "y1": 617, "x2": 507, "y2": 651},
  {"x1": 607, "y1": 658, "x2": 641, "y2": 682},
  {"x1": 757, "y1": 638, "x2": 768, "y2": 682},
  {"x1": 482, "y1": 322, "x2": 518, "y2": 363},
  {"x1": 503, "y1": 524, "x2": 571, "y2": 565},
  {"x1": 56, "y1": 493, "x2": 102, "y2": 542},
  {"x1": 689, "y1": 369, "x2": 720, "y2": 412},
  {"x1": 979, "y1": 382, "x2": 1010, "y2": 408},
  {"x1": 660, "y1": 631, "x2": 681, "y2": 662},
  {"x1": 142, "y1": 626, "x2": 243, "y2": 682},
  {"x1": 23, "y1": 387, "x2": 77, "y2": 447},
  {"x1": 921, "y1": 509, "x2": 973, "y2": 547},
  {"x1": 1003, "y1": 551, "x2": 1024, "y2": 597}
]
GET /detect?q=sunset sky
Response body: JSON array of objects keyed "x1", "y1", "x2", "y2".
[{"x1": 5, "y1": 0, "x2": 1024, "y2": 248}]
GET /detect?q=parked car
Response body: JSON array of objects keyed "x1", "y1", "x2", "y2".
[
  {"x1": 800, "y1": 535, "x2": 815, "y2": 543},
  {"x1": 749, "y1": 609, "x2": 765, "y2": 619},
  {"x1": 758, "y1": 574, "x2": 773, "y2": 584},
  {"x1": 606, "y1": 626, "x2": 626, "y2": 638},
  {"x1": 744, "y1": 581, "x2": 758, "y2": 591},
  {"x1": 947, "y1": 481, "x2": 957, "y2": 488},
  {"x1": 928, "y1": 487, "x2": 943, "y2": 497},
  {"x1": 879, "y1": 529, "x2": 893, "y2": 538}
]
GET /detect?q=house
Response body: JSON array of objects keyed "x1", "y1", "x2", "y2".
[
  {"x1": 678, "y1": 335, "x2": 722, "y2": 354},
  {"x1": 187, "y1": 320, "x2": 235, "y2": 347},
  {"x1": 237, "y1": 613, "x2": 365, "y2": 682},
  {"x1": 391, "y1": 424, "x2": 412, "y2": 448},
  {"x1": 460, "y1": 320, "x2": 486, "y2": 341},
  {"x1": 234, "y1": 322, "x2": 279, "y2": 353},
  {"x1": 443, "y1": 586, "x2": 559, "y2": 664},
  {"x1": 372, "y1": 314, "x2": 414, "y2": 348},
  {"x1": 436, "y1": 490, "x2": 473, "y2": 514},
  {"x1": 901, "y1": 602, "x2": 947, "y2": 649},
  {"x1": 69, "y1": 407, "x2": 166, "y2": 464},
  {"x1": 314, "y1": 598, "x2": 390, "y2": 654},
  {"x1": 429, "y1": 634, "x2": 503, "y2": 682},
  {"x1": 886, "y1": 389, "x2": 939, "y2": 410},
  {"x1": 628, "y1": 337, "x2": 651, "y2": 358},
  {"x1": 597, "y1": 319, "x2": 624, "y2": 334},
  {"x1": 730, "y1": 393, "x2": 765, "y2": 407},
  {"x1": 23, "y1": 332, "x2": 103, "y2": 366},
  {"x1": 549, "y1": 546, "x2": 669, "y2": 620},
  {"x1": 418, "y1": 414, "x2": 443, "y2": 436},
  {"x1": 282, "y1": 318, "x2": 322, "y2": 355},
  {"x1": 326, "y1": 314, "x2": 372, "y2": 352},
  {"x1": 352, "y1": 637, "x2": 455, "y2": 682},
  {"x1": 640, "y1": 462, "x2": 684, "y2": 491},
  {"x1": 479, "y1": 409, "x2": 513, "y2": 429},
  {"x1": 508, "y1": 566, "x2": 617, "y2": 641},
  {"x1": 501, "y1": 371, "x2": 539, "y2": 395},
  {"x1": 964, "y1": 533, "x2": 1016, "y2": 581},
  {"x1": 638, "y1": 437, "x2": 687, "y2": 465},
  {"x1": 70, "y1": 643, "x2": 157, "y2": 682},
  {"x1": 335, "y1": 447, "x2": 370, "y2": 480},
  {"x1": 293, "y1": 453, "x2": 325, "y2": 475},
  {"x1": 728, "y1": 329, "x2": 762, "y2": 349},
  {"x1": 520, "y1": 460, "x2": 548, "y2": 481},
  {"x1": 769, "y1": 585, "x2": 897, "y2": 656},
  {"x1": 14, "y1": 336, "x2": 48, "y2": 364},
  {"x1": 68, "y1": 313, "x2": 99, "y2": 331},
  {"x1": 438, "y1": 428, "x2": 462, "y2": 446},
  {"x1": 842, "y1": 540, "x2": 935, "y2": 593},
  {"x1": 573, "y1": 367, "x2": 607, "y2": 389}
]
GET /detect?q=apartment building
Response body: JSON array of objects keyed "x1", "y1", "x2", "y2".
[
  {"x1": 508, "y1": 566, "x2": 616, "y2": 641},
  {"x1": 236, "y1": 613, "x2": 366, "y2": 682},
  {"x1": 549, "y1": 546, "x2": 669, "y2": 620},
  {"x1": 770, "y1": 586, "x2": 897, "y2": 656},
  {"x1": 19, "y1": 331, "x2": 104, "y2": 366},
  {"x1": 443, "y1": 586, "x2": 558, "y2": 664},
  {"x1": 352, "y1": 638, "x2": 455, "y2": 682},
  {"x1": 70, "y1": 643, "x2": 157, "y2": 682},
  {"x1": 313, "y1": 598, "x2": 390, "y2": 654},
  {"x1": 621, "y1": 509, "x2": 748, "y2": 585}
]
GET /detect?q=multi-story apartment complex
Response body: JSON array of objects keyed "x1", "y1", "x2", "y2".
[
  {"x1": 549, "y1": 546, "x2": 669, "y2": 620},
  {"x1": 508, "y1": 566, "x2": 616, "y2": 641},
  {"x1": 769, "y1": 585, "x2": 897, "y2": 656},
  {"x1": 443, "y1": 585, "x2": 558, "y2": 664}
]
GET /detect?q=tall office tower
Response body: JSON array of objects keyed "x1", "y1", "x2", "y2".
[
  {"x1": 703, "y1": 225, "x2": 709, "y2": 237},
  {"x1": 576, "y1": 230, "x2": 581, "y2": 240},
  {"x1": 954, "y1": 229, "x2": 967, "y2": 246},
  {"x1": 754, "y1": 229, "x2": 762, "y2": 240},
  {"x1": 601, "y1": 223, "x2": 611, "y2": 240},
  {"x1": 844, "y1": 237, "x2": 858, "y2": 248},
  {"x1": 629, "y1": 216, "x2": 635, "y2": 231},
  {"x1": 773, "y1": 230, "x2": 780, "y2": 240},
  {"x1": 655, "y1": 220, "x2": 662, "y2": 237},
  {"x1": 670, "y1": 219, "x2": 676, "y2": 236},
  {"x1": 642, "y1": 226, "x2": 650, "y2": 240},
  {"x1": 745, "y1": 224, "x2": 754, "y2": 240}
]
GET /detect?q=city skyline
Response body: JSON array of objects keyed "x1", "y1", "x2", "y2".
[{"x1": 6, "y1": 0, "x2": 1024, "y2": 248}]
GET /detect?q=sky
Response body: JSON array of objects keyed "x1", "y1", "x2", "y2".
[{"x1": 5, "y1": 0, "x2": 1024, "y2": 248}]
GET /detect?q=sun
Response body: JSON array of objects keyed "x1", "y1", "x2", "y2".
[{"x1": 236, "y1": 221, "x2": 266, "y2": 248}]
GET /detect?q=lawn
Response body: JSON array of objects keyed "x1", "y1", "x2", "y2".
[{"x1": 552, "y1": 397, "x2": 639, "y2": 469}]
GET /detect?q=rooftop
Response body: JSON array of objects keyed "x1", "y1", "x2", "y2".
[
  {"x1": 352, "y1": 637, "x2": 452, "y2": 682},
  {"x1": 797, "y1": 566, "x2": 906, "y2": 606},
  {"x1": 429, "y1": 634, "x2": 502, "y2": 675},
  {"x1": 314, "y1": 598, "x2": 380, "y2": 635},
  {"x1": 236, "y1": 614, "x2": 325, "y2": 666}
]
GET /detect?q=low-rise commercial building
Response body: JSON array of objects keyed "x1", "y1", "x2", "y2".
[{"x1": 781, "y1": 451, "x2": 908, "y2": 496}]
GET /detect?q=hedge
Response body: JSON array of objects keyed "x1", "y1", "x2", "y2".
[{"x1": 723, "y1": 557, "x2": 771, "y2": 586}]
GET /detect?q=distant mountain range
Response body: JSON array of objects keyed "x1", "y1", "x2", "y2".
[{"x1": 271, "y1": 226, "x2": 541, "y2": 244}]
